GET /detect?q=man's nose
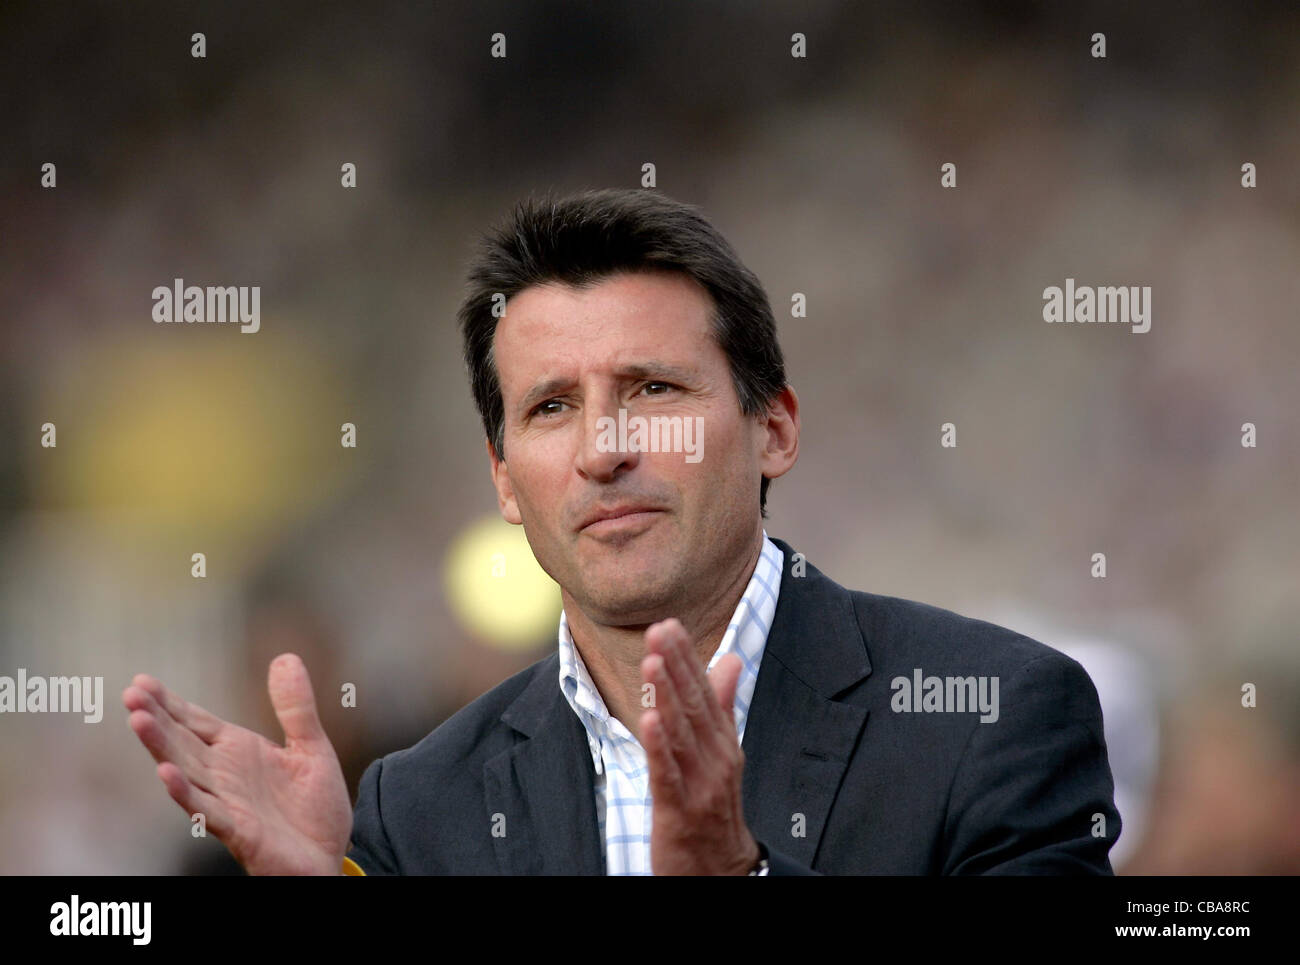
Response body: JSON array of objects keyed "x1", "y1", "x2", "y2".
[{"x1": 575, "y1": 395, "x2": 640, "y2": 482}]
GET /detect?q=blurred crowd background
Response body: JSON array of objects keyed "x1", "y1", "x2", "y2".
[{"x1": 1, "y1": 0, "x2": 1297, "y2": 874}]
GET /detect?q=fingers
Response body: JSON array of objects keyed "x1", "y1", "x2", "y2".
[
  {"x1": 675, "y1": 620, "x2": 734, "y2": 730},
  {"x1": 641, "y1": 620, "x2": 753, "y2": 875},
  {"x1": 640, "y1": 709, "x2": 684, "y2": 806},
  {"x1": 266, "y1": 653, "x2": 327, "y2": 748},
  {"x1": 124, "y1": 688, "x2": 216, "y2": 794},
  {"x1": 645, "y1": 619, "x2": 731, "y2": 744},
  {"x1": 155, "y1": 762, "x2": 236, "y2": 839},
  {"x1": 640, "y1": 651, "x2": 703, "y2": 773},
  {"x1": 641, "y1": 619, "x2": 743, "y2": 785},
  {"x1": 127, "y1": 673, "x2": 224, "y2": 743},
  {"x1": 707, "y1": 654, "x2": 743, "y2": 730}
]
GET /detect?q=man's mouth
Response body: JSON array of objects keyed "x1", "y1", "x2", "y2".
[{"x1": 578, "y1": 506, "x2": 665, "y2": 537}]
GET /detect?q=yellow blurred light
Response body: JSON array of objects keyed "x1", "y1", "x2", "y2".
[
  {"x1": 444, "y1": 516, "x2": 561, "y2": 651},
  {"x1": 34, "y1": 336, "x2": 352, "y2": 541}
]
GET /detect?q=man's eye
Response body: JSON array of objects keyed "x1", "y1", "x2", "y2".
[
  {"x1": 642, "y1": 381, "x2": 674, "y2": 395},
  {"x1": 534, "y1": 400, "x2": 566, "y2": 416}
]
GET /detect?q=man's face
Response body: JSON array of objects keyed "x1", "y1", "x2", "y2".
[{"x1": 488, "y1": 270, "x2": 768, "y2": 627}]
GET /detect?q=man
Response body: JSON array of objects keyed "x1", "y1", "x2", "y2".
[{"x1": 124, "y1": 188, "x2": 1121, "y2": 875}]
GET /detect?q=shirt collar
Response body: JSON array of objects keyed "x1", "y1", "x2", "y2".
[{"x1": 557, "y1": 531, "x2": 784, "y2": 772}]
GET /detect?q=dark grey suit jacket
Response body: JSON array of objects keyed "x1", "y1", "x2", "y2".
[{"x1": 347, "y1": 537, "x2": 1120, "y2": 874}]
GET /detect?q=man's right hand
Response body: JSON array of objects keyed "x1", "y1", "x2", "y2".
[{"x1": 123, "y1": 653, "x2": 353, "y2": 876}]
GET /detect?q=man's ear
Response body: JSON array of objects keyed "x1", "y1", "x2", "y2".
[
  {"x1": 757, "y1": 384, "x2": 800, "y2": 483},
  {"x1": 487, "y1": 437, "x2": 523, "y2": 524}
]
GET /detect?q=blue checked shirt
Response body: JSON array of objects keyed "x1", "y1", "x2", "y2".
[{"x1": 557, "y1": 531, "x2": 783, "y2": 875}]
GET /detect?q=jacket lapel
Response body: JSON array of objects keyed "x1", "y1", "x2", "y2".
[
  {"x1": 741, "y1": 538, "x2": 872, "y2": 868},
  {"x1": 483, "y1": 656, "x2": 604, "y2": 874}
]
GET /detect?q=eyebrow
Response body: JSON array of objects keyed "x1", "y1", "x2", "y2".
[{"x1": 516, "y1": 361, "x2": 698, "y2": 416}]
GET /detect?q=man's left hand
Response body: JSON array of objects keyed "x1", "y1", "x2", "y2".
[{"x1": 639, "y1": 617, "x2": 761, "y2": 875}]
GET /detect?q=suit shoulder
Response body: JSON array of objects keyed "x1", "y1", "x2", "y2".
[
  {"x1": 845, "y1": 587, "x2": 1079, "y2": 679},
  {"x1": 379, "y1": 652, "x2": 555, "y2": 775}
]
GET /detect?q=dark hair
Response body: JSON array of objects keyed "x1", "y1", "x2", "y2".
[{"x1": 458, "y1": 187, "x2": 787, "y2": 516}]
